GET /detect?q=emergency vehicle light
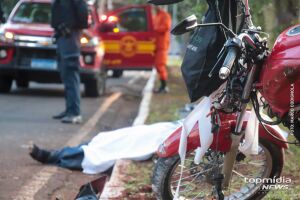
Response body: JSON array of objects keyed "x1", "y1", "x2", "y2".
[
  {"x1": 113, "y1": 28, "x2": 120, "y2": 33},
  {"x1": 100, "y1": 15, "x2": 118, "y2": 23},
  {"x1": 100, "y1": 15, "x2": 108, "y2": 22},
  {"x1": 108, "y1": 16, "x2": 118, "y2": 22}
]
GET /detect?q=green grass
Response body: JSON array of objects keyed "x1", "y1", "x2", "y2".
[
  {"x1": 146, "y1": 66, "x2": 189, "y2": 124},
  {"x1": 264, "y1": 135, "x2": 300, "y2": 199},
  {"x1": 265, "y1": 185, "x2": 300, "y2": 200}
]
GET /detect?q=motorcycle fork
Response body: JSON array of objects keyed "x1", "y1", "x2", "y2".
[
  {"x1": 221, "y1": 64, "x2": 258, "y2": 189},
  {"x1": 221, "y1": 109, "x2": 245, "y2": 189}
]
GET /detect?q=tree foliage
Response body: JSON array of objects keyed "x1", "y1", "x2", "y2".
[
  {"x1": 176, "y1": 0, "x2": 300, "y2": 43},
  {"x1": 2, "y1": 0, "x2": 19, "y2": 17},
  {"x1": 176, "y1": 0, "x2": 207, "y2": 20},
  {"x1": 249, "y1": 0, "x2": 300, "y2": 42}
]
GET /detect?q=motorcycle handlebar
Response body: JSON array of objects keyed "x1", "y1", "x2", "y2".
[{"x1": 219, "y1": 47, "x2": 238, "y2": 80}]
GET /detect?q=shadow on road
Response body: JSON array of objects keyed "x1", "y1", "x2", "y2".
[{"x1": 9, "y1": 88, "x2": 65, "y2": 97}]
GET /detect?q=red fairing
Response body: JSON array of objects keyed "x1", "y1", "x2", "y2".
[
  {"x1": 260, "y1": 24, "x2": 300, "y2": 118},
  {"x1": 156, "y1": 112, "x2": 288, "y2": 158},
  {"x1": 157, "y1": 112, "x2": 236, "y2": 158},
  {"x1": 157, "y1": 125, "x2": 199, "y2": 158}
]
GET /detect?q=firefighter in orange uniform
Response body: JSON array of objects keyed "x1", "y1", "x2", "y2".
[{"x1": 153, "y1": 6, "x2": 172, "y2": 93}]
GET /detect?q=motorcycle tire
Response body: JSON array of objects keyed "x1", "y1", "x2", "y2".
[{"x1": 152, "y1": 138, "x2": 284, "y2": 200}]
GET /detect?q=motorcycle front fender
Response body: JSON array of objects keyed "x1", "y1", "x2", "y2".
[
  {"x1": 156, "y1": 123, "x2": 200, "y2": 158},
  {"x1": 258, "y1": 124, "x2": 289, "y2": 149}
]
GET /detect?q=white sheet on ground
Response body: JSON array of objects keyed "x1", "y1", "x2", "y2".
[
  {"x1": 81, "y1": 121, "x2": 182, "y2": 174},
  {"x1": 81, "y1": 100, "x2": 288, "y2": 175}
]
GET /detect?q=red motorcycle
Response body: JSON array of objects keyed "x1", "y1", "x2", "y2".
[{"x1": 149, "y1": 0, "x2": 300, "y2": 199}]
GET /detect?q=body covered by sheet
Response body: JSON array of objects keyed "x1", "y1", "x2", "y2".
[{"x1": 81, "y1": 121, "x2": 182, "y2": 174}]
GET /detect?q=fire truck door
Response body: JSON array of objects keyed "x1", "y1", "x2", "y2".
[{"x1": 101, "y1": 6, "x2": 156, "y2": 70}]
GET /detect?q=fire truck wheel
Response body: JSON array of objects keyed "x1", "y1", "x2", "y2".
[
  {"x1": 112, "y1": 70, "x2": 123, "y2": 78},
  {"x1": 0, "y1": 76, "x2": 12, "y2": 93},
  {"x1": 84, "y1": 73, "x2": 106, "y2": 97},
  {"x1": 16, "y1": 79, "x2": 29, "y2": 89}
]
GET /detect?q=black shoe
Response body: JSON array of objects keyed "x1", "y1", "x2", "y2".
[
  {"x1": 29, "y1": 144, "x2": 51, "y2": 164},
  {"x1": 52, "y1": 111, "x2": 67, "y2": 119},
  {"x1": 153, "y1": 86, "x2": 169, "y2": 94},
  {"x1": 153, "y1": 80, "x2": 169, "y2": 94},
  {"x1": 61, "y1": 115, "x2": 83, "y2": 124}
]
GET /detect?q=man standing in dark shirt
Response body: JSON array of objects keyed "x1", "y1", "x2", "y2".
[{"x1": 51, "y1": 0, "x2": 88, "y2": 124}]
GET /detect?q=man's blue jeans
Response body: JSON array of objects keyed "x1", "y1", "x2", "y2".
[
  {"x1": 47, "y1": 144, "x2": 85, "y2": 170},
  {"x1": 57, "y1": 31, "x2": 81, "y2": 116},
  {"x1": 59, "y1": 62, "x2": 81, "y2": 116}
]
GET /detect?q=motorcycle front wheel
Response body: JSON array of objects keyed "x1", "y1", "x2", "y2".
[{"x1": 152, "y1": 139, "x2": 284, "y2": 200}]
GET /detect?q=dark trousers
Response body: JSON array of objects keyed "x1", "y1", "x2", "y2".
[
  {"x1": 57, "y1": 31, "x2": 81, "y2": 116},
  {"x1": 59, "y1": 62, "x2": 81, "y2": 116}
]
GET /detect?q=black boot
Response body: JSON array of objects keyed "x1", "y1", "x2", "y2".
[
  {"x1": 29, "y1": 144, "x2": 51, "y2": 164},
  {"x1": 153, "y1": 80, "x2": 169, "y2": 94}
]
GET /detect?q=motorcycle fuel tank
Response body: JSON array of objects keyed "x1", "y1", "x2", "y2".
[{"x1": 260, "y1": 24, "x2": 300, "y2": 118}]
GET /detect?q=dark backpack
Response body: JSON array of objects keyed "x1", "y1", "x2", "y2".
[
  {"x1": 72, "y1": 0, "x2": 89, "y2": 29},
  {"x1": 181, "y1": 0, "x2": 238, "y2": 102}
]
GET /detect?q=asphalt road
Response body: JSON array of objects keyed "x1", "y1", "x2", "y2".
[{"x1": 0, "y1": 71, "x2": 151, "y2": 200}]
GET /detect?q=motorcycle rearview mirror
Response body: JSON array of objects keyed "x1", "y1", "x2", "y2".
[
  {"x1": 175, "y1": 21, "x2": 237, "y2": 38},
  {"x1": 171, "y1": 15, "x2": 198, "y2": 35},
  {"x1": 147, "y1": 0, "x2": 184, "y2": 5}
]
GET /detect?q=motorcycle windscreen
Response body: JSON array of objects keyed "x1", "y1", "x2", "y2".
[{"x1": 181, "y1": 0, "x2": 238, "y2": 102}]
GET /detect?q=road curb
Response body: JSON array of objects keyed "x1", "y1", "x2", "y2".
[{"x1": 100, "y1": 69, "x2": 157, "y2": 199}]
